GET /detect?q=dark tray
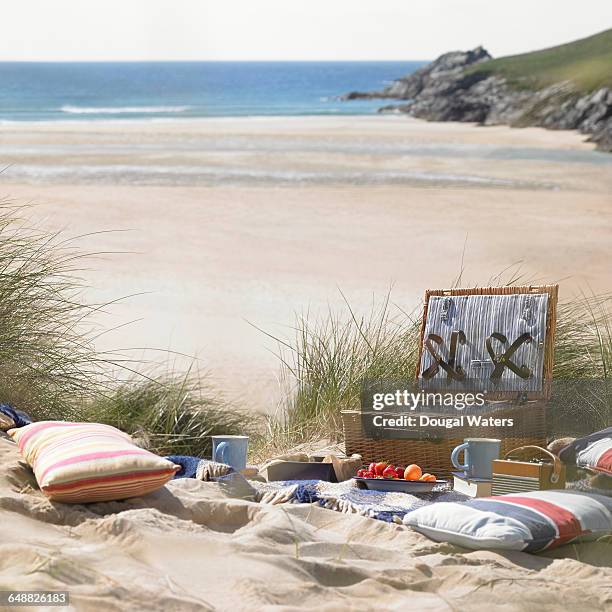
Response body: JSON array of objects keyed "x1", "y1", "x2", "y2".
[
  {"x1": 354, "y1": 477, "x2": 446, "y2": 493},
  {"x1": 266, "y1": 461, "x2": 337, "y2": 482}
]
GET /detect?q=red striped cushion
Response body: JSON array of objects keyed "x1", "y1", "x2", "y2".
[
  {"x1": 560, "y1": 428, "x2": 612, "y2": 476},
  {"x1": 577, "y1": 437, "x2": 612, "y2": 476},
  {"x1": 403, "y1": 490, "x2": 612, "y2": 552},
  {"x1": 8, "y1": 421, "x2": 179, "y2": 503}
]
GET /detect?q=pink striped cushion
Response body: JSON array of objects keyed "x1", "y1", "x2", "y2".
[{"x1": 8, "y1": 421, "x2": 179, "y2": 503}]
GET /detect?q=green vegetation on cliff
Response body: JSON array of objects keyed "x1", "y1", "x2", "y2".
[{"x1": 471, "y1": 28, "x2": 612, "y2": 92}]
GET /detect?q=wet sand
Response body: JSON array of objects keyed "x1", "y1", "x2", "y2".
[{"x1": 1, "y1": 116, "x2": 610, "y2": 410}]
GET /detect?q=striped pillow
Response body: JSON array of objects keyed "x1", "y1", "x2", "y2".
[
  {"x1": 577, "y1": 437, "x2": 612, "y2": 476},
  {"x1": 403, "y1": 490, "x2": 612, "y2": 552},
  {"x1": 559, "y1": 428, "x2": 612, "y2": 476},
  {"x1": 8, "y1": 421, "x2": 179, "y2": 503}
]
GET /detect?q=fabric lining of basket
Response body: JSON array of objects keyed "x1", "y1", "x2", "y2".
[{"x1": 419, "y1": 293, "x2": 548, "y2": 393}]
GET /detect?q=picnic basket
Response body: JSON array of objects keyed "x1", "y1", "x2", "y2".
[{"x1": 341, "y1": 285, "x2": 558, "y2": 477}]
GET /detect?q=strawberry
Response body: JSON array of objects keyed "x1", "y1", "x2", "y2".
[
  {"x1": 374, "y1": 462, "x2": 388, "y2": 476},
  {"x1": 357, "y1": 469, "x2": 367, "y2": 477},
  {"x1": 382, "y1": 465, "x2": 397, "y2": 479},
  {"x1": 368, "y1": 462, "x2": 377, "y2": 474},
  {"x1": 395, "y1": 466, "x2": 405, "y2": 479},
  {"x1": 363, "y1": 471, "x2": 375, "y2": 479}
]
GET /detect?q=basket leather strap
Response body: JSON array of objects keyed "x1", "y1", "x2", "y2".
[
  {"x1": 486, "y1": 332, "x2": 533, "y2": 380},
  {"x1": 503, "y1": 445, "x2": 563, "y2": 484},
  {"x1": 422, "y1": 331, "x2": 466, "y2": 381}
]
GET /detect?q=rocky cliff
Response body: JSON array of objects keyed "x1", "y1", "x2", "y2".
[{"x1": 342, "y1": 48, "x2": 612, "y2": 152}]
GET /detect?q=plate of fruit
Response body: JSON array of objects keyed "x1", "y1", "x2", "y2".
[{"x1": 354, "y1": 462, "x2": 444, "y2": 493}]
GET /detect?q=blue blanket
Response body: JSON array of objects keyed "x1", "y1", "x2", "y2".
[
  {"x1": 165, "y1": 455, "x2": 235, "y2": 480},
  {"x1": 0, "y1": 404, "x2": 33, "y2": 429},
  {"x1": 166, "y1": 455, "x2": 203, "y2": 478},
  {"x1": 254, "y1": 479, "x2": 468, "y2": 523}
]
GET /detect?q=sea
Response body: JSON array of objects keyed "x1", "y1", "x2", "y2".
[
  {"x1": 1, "y1": 61, "x2": 610, "y2": 188},
  {"x1": 0, "y1": 61, "x2": 423, "y2": 120}
]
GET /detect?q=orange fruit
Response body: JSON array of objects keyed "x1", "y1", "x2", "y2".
[
  {"x1": 419, "y1": 473, "x2": 436, "y2": 482},
  {"x1": 404, "y1": 464, "x2": 422, "y2": 480}
]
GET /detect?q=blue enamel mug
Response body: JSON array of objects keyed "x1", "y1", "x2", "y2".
[
  {"x1": 212, "y1": 435, "x2": 249, "y2": 471},
  {"x1": 451, "y1": 438, "x2": 501, "y2": 479}
]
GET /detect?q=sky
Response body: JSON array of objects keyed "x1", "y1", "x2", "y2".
[{"x1": 1, "y1": 1, "x2": 611, "y2": 61}]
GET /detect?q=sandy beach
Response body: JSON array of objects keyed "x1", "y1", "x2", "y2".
[
  {"x1": 2, "y1": 435, "x2": 611, "y2": 611},
  {"x1": 1, "y1": 116, "x2": 611, "y2": 411}
]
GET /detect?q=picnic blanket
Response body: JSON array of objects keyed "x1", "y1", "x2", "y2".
[
  {"x1": 165, "y1": 455, "x2": 234, "y2": 480},
  {"x1": 252, "y1": 479, "x2": 468, "y2": 523},
  {"x1": 251, "y1": 477, "x2": 611, "y2": 524},
  {"x1": 164, "y1": 461, "x2": 469, "y2": 524},
  {"x1": 0, "y1": 404, "x2": 33, "y2": 430}
]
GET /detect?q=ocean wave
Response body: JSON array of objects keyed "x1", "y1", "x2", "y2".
[
  {"x1": 59, "y1": 105, "x2": 191, "y2": 115},
  {"x1": 0, "y1": 163, "x2": 558, "y2": 190}
]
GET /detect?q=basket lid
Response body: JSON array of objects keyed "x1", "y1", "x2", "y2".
[{"x1": 416, "y1": 285, "x2": 558, "y2": 400}]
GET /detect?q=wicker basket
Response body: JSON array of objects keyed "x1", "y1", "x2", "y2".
[
  {"x1": 342, "y1": 405, "x2": 547, "y2": 478},
  {"x1": 341, "y1": 285, "x2": 558, "y2": 477}
]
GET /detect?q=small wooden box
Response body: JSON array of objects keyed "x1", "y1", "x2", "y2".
[{"x1": 492, "y1": 445, "x2": 565, "y2": 495}]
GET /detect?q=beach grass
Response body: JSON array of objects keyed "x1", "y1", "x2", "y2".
[
  {"x1": 85, "y1": 366, "x2": 254, "y2": 458},
  {"x1": 0, "y1": 202, "x2": 108, "y2": 420},
  {"x1": 0, "y1": 203, "x2": 253, "y2": 457},
  {"x1": 470, "y1": 28, "x2": 612, "y2": 92},
  {"x1": 549, "y1": 294, "x2": 612, "y2": 435},
  {"x1": 256, "y1": 292, "x2": 421, "y2": 454},
  {"x1": 261, "y1": 289, "x2": 612, "y2": 455}
]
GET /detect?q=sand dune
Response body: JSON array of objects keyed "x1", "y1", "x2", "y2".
[{"x1": 2, "y1": 436, "x2": 611, "y2": 610}]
